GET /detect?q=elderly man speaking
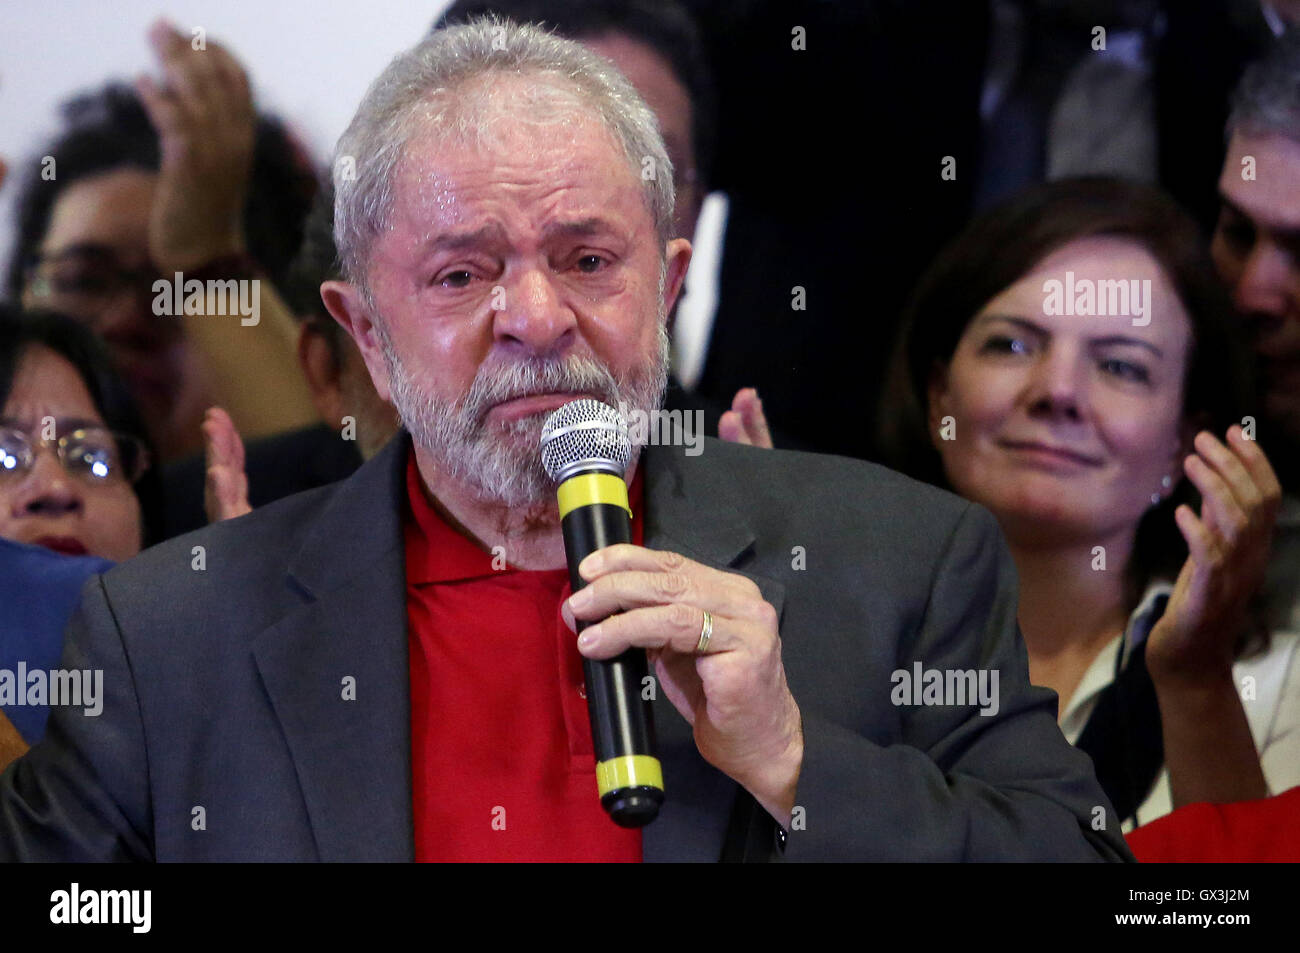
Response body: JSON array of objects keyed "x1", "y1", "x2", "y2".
[{"x1": 0, "y1": 20, "x2": 1128, "y2": 862}]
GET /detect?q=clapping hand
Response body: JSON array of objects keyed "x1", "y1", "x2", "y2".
[
  {"x1": 1146, "y1": 426, "x2": 1281, "y2": 683},
  {"x1": 718, "y1": 388, "x2": 774, "y2": 449}
]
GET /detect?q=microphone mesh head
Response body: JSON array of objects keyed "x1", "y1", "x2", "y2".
[{"x1": 540, "y1": 399, "x2": 632, "y2": 482}]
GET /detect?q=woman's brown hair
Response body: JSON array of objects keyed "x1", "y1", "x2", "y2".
[{"x1": 879, "y1": 177, "x2": 1259, "y2": 623}]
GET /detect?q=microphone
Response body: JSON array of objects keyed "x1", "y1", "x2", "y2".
[{"x1": 540, "y1": 399, "x2": 664, "y2": 827}]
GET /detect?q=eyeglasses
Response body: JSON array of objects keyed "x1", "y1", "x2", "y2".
[
  {"x1": 25, "y1": 246, "x2": 163, "y2": 316},
  {"x1": 0, "y1": 425, "x2": 151, "y2": 485}
]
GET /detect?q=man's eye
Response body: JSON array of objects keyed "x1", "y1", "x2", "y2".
[
  {"x1": 576, "y1": 255, "x2": 605, "y2": 273},
  {"x1": 1225, "y1": 224, "x2": 1255, "y2": 249},
  {"x1": 1217, "y1": 215, "x2": 1255, "y2": 251},
  {"x1": 52, "y1": 270, "x2": 112, "y2": 295},
  {"x1": 438, "y1": 270, "x2": 474, "y2": 289}
]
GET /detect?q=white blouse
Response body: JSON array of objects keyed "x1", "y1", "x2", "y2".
[{"x1": 1058, "y1": 495, "x2": 1300, "y2": 832}]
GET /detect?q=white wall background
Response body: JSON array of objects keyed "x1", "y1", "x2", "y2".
[{"x1": 0, "y1": 0, "x2": 454, "y2": 276}]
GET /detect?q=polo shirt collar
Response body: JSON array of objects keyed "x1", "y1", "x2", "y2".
[{"x1": 403, "y1": 445, "x2": 645, "y2": 584}]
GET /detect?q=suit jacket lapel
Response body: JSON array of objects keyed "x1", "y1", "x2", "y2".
[
  {"x1": 252, "y1": 434, "x2": 413, "y2": 861},
  {"x1": 638, "y1": 442, "x2": 786, "y2": 862},
  {"x1": 250, "y1": 435, "x2": 784, "y2": 862}
]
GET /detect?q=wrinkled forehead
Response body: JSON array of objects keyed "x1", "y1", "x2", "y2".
[
  {"x1": 401, "y1": 72, "x2": 632, "y2": 173},
  {"x1": 388, "y1": 101, "x2": 646, "y2": 234}
]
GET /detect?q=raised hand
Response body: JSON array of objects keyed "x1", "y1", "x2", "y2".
[
  {"x1": 135, "y1": 19, "x2": 256, "y2": 273},
  {"x1": 718, "y1": 387, "x2": 774, "y2": 449},
  {"x1": 1146, "y1": 426, "x2": 1282, "y2": 681},
  {"x1": 1145, "y1": 425, "x2": 1280, "y2": 808},
  {"x1": 202, "y1": 406, "x2": 252, "y2": 523}
]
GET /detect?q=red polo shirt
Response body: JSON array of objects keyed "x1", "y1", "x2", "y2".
[{"x1": 404, "y1": 449, "x2": 645, "y2": 862}]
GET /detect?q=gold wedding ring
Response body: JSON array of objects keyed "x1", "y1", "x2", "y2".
[{"x1": 695, "y1": 609, "x2": 714, "y2": 655}]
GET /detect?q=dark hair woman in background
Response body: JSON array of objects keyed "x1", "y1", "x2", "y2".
[
  {"x1": 0, "y1": 306, "x2": 163, "y2": 749},
  {"x1": 0, "y1": 307, "x2": 163, "y2": 560},
  {"x1": 879, "y1": 178, "x2": 1295, "y2": 830}
]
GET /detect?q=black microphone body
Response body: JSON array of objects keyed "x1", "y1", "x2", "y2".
[
  {"x1": 560, "y1": 477, "x2": 663, "y2": 827},
  {"x1": 542, "y1": 400, "x2": 663, "y2": 827}
]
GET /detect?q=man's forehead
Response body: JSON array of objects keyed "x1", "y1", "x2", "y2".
[
  {"x1": 399, "y1": 107, "x2": 629, "y2": 177},
  {"x1": 388, "y1": 117, "x2": 645, "y2": 235},
  {"x1": 1221, "y1": 130, "x2": 1300, "y2": 229}
]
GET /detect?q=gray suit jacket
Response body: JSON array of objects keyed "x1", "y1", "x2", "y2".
[{"x1": 0, "y1": 433, "x2": 1132, "y2": 861}]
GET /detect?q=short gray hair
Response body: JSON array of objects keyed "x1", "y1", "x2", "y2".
[
  {"x1": 332, "y1": 17, "x2": 675, "y2": 295},
  {"x1": 1228, "y1": 27, "x2": 1300, "y2": 143}
]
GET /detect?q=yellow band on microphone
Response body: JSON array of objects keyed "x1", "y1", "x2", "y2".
[
  {"x1": 595, "y1": 755, "x2": 664, "y2": 796},
  {"x1": 557, "y1": 472, "x2": 632, "y2": 520}
]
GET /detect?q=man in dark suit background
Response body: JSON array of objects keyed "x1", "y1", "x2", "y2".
[{"x1": 0, "y1": 19, "x2": 1129, "y2": 861}]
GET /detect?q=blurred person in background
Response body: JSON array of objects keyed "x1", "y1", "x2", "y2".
[
  {"x1": 676, "y1": 1, "x2": 1281, "y2": 461},
  {"x1": 880, "y1": 178, "x2": 1297, "y2": 830},
  {"x1": 162, "y1": 185, "x2": 399, "y2": 533},
  {"x1": 0, "y1": 159, "x2": 118, "y2": 759},
  {"x1": 0, "y1": 306, "x2": 159, "y2": 746},
  {"x1": 1201, "y1": 31, "x2": 1300, "y2": 833},
  {"x1": 6, "y1": 19, "x2": 318, "y2": 463},
  {"x1": 974, "y1": 0, "x2": 1274, "y2": 227},
  {"x1": 0, "y1": 310, "x2": 161, "y2": 562},
  {"x1": 1214, "y1": 28, "x2": 1300, "y2": 486},
  {"x1": 281, "y1": 187, "x2": 404, "y2": 465}
]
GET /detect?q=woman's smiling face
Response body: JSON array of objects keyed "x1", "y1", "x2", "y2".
[{"x1": 928, "y1": 236, "x2": 1192, "y2": 547}]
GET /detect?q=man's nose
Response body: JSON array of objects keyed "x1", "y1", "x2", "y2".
[
  {"x1": 93, "y1": 289, "x2": 158, "y2": 344},
  {"x1": 12, "y1": 447, "x2": 83, "y2": 518},
  {"x1": 1233, "y1": 241, "x2": 1294, "y2": 325},
  {"x1": 491, "y1": 267, "x2": 578, "y2": 355}
]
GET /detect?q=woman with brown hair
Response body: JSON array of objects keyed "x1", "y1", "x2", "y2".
[{"x1": 879, "y1": 177, "x2": 1298, "y2": 830}]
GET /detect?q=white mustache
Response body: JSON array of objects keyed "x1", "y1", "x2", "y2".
[
  {"x1": 380, "y1": 322, "x2": 670, "y2": 506},
  {"x1": 464, "y1": 356, "x2": 621, "y2": 422}
]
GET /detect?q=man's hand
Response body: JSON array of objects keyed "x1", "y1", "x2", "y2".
[
  {"x1": 136, "y1": 19, "x2": 256, "y2": 273},
  {"x1": 718, "y1": 387, "x2": 774, "y2": 449},
  {"x1": 1146, "y1": 426, "x2": 1282, "y2": 682},
  {"x1": 563, "y1": 544, "x2": 801, "y2": 826},
  {"x1": 0, "y1": 710, "x2": 29, "y2": 773},
  {"x1": 202, "y1": 406, "x2": 252, "y2": 523}
]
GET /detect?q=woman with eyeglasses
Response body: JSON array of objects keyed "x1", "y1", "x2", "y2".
[
  {"x1": 0, "y1": 309, "x2": 163, "y2": 562},
  {"x1": 0, "y1": 306, "x2": 162, "y2": 754}
]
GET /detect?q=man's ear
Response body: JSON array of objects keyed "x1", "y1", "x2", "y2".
[
  {"x1": 296, "y1": 322, "x2": 345, "y2": 427},
  {"x1": 925, "y1": 361, "x2": 951, "y2": 452},
  {"x1": 320, "y1": 279, "x2": 393, "y2": 405},
  {"x1": 661, "y1": 238, "x2": 692, "y2": 320}
]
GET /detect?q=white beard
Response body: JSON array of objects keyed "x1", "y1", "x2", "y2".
[{"x1": 379, "y1": 323, "x2": 669, "y2": 507}]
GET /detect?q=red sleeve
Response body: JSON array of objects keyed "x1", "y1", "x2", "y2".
[{"x1": 1126, "y1": 786, "x2": 1300, "y2": 862}]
